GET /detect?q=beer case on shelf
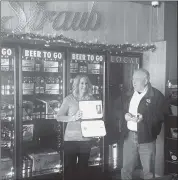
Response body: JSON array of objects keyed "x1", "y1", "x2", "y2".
[
  {"x1": 23, "y1": 124, "x2": 34, "y2": 142},
  {"x1": 34, "y1": 98, "x2": 61, "y2": 119},
  {"x1": 28, "y1": 149, "x2": 62, "y2": 175},
  {"x1": 1, "y1": 157, "x2": 13, "y2": 180}
]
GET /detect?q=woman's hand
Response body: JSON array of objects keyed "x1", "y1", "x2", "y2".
[{"x1": 73, "y1": 110, "x2": 83, "y2": 121}]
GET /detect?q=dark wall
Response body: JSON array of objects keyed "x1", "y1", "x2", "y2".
[{"x1": 164, "y1": 2, "x2": 177, "y2": 81}]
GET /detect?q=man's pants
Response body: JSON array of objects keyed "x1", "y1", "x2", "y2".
[{"x1": 121, "y1": 131, "x2": 156, "y2": 180}]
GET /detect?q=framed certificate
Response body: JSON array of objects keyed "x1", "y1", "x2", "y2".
[
  {"x1": 79, "y1": 100, "x2": 103, "y2": 119},
  {"x1": 81, "y1": 120, "x2": 106, "y2": 137}
]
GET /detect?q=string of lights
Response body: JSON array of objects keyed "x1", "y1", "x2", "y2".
[{"x1": 1, "y1": 31, "x2": 156, "y2": 52}]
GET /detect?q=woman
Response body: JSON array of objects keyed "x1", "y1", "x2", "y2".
[{"x1": 56, "y1": 75, "x2": 95, "y2": 178}]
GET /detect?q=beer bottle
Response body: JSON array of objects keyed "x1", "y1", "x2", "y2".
[
  {"x1": 5, "y1": 77, "x2": 10, "y2": 95},
  {"x1": 1, "y1": 78, "x2": 5, "y2": 95},
  {"x1": 40, "y1": 77, "x2": 45, "y2": 94}
]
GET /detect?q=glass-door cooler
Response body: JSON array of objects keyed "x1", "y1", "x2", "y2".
[
  {"x1": 67, "y1": 49, "x2": 106, "y2": 169},
  {"x1": 20, "y1": 47, "x2": 65, "y2": 179},
  {"x1": 106, "y1": 52, "x2": 141, "y2": 171},
  {"x1": 1, "y1": 47, "x2": 16, "y2": 180}
]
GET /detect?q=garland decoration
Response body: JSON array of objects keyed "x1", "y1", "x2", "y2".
[{"x1": 1, "y1": 31, "x2": 156, "y2": 52}]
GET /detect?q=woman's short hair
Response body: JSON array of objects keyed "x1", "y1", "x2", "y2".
[{"x1": 72, "y1": 75, "x2": 93, "y2": 98}]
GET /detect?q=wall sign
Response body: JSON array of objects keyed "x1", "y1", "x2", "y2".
[
  {"x1": 1, "y1": 48, "x2": 14, "y2": 57},
  {"x1": 71, "y1": 53, "x2": 104, "y2": 62},
  {"x1": 110, "y1": 56, "x2": 140, "y2": 64},
  {"x1": 22, "y1": 49, "x2": 63, "y2": 59},
  {"x1": 69, "y1": 52, "x2": 105, "y2": 75},
  {"x1": 1, "y1": 1, "x2": 101, "y2": 33},
  {"x1": 1, "y1": 48, "x2": 15, "y2": 72}
]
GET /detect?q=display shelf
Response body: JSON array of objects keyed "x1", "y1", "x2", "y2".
[
  {"x1": 1, "y1": 119, "x2": 15, "y2": 123},
  {"x1": 20, "y1": 47, "x2": 65, "y2": 179},
  {"x1": 164, "y1": 114, "x2": 178, "y2": 176},
  {"x1": 23, "y1": 172, "x2": 62, "y2": 180},
  {"x1": 165, "y1": 161, "x2": 178, "y2": 174},
  {"x1": 0, "y1": 176, "x2": 14, "y2": 180},
  {"x1": 1, "y1": 95, "x2": 14, "y2": 97},
  {"x1": 70, "y1": 72, "x2": 103, "y2": 75},
  {"x1": 30, "y1": 167, "x2": 62, "y2": 177},
  {"x1": 1, "y1": 43, "x2": 107, "y2": 179},
  {"x1": 166, "y1": 137, "x2": 178, "y2": 141},
  {"x1": 23, "y1": 94, "x2": 62, "y2": 99},
  {"x1": 166, "y1": 160, "x2": 178, "y2": 164},
  {"x1": 1, "y1": 47, "x2": 16, "y2": 179},
  {"x1": 22, "y1": 71, "x2": 63, "y2": 76}
]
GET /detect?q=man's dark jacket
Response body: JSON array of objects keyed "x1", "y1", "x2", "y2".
[{"x1": 121, "y1": 83, "x2": 169, "y2": 144}]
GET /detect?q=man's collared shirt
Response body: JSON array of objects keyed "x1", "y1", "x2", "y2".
[{"x1": 127, "y1": 86, "x2": 148, "y2": 131}]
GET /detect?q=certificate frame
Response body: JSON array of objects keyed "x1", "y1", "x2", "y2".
[
  {"x1": 81, "y1": 120, "x2": 106, "y2": 137},
  {"x1": 79, "y1": 100, "x2": 103, "y2": 120}
]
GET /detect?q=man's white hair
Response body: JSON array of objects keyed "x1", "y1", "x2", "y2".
[{"x1": 134, "y1": 68, "x2": 150, "y2": 81}]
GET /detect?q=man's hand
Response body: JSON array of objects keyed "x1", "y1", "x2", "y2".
[
  {"x1": 125, "y1": 113, "x2": 137, "y2": 122},
  {"x1": 125, "y1": 113, "x2": 142, "y2": 122}
]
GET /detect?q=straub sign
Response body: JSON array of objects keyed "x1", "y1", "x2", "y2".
[{"x1": 1, "y1": 1, "x2": 102, "y2": 33}]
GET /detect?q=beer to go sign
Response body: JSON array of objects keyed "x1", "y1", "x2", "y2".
[
  {"x1": 71, "y1": 53, "x2": 104, "y2": 62},
  {"x1": 22, "y1": 49, "x2": 64, "y2": 60},
  {"x1": 1, "y1": 48, "x2": 14, "y2": 57}
]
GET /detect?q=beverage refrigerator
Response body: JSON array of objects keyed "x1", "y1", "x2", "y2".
[
  {"x1": 105, "y1": 51, "x2": 142, "y2": 171},
  {"x1": 1, "y1": 43, "x2": 66, "y2": 180},
  {"x1": 1, "y1": 42, "x2": 107, "y2": 179},
  {"x1": 20, "y1": 46, "x2": 66, "y2": 179},
  {"x1": 66, "y1": 48, "x2": 107, "y2": 169},
  {"x1": 1, "y1": 47, "x2": 16, "y2": 180}
]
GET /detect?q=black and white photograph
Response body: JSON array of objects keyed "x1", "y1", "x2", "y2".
[
  {"x1": 96, "y1": 105, "x2": 102, "y2": 114},
  {"x1": 0, "y1": 1, "x2": 177, "y2": 180}
]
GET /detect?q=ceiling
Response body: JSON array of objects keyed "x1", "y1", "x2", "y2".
[{"x1": 131, "y1": 1, "x2": 152, "y2": 6}]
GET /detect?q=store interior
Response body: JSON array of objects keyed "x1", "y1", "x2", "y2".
[{"x1": 0, "y1": 1, "x2": 177, "y2": 180}]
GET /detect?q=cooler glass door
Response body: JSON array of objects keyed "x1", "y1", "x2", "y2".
[
  {"x1": 67, "y1": 49, "x2": 106, "y2": 169},
  {"x1": 20, "y1": 47, "x2": 65, "y2": 178},
  {"x1": 1, "y1": 47, "x2": 16, "y2": 180}
]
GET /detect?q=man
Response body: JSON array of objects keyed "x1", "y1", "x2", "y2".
[{"x1": 121, "y1": 68, "x2": 169, "y2": 180}]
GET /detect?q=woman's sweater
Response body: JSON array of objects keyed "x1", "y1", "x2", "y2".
[{"x1": 56, "y1": 94, "x2": 94, "y2": 141}]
